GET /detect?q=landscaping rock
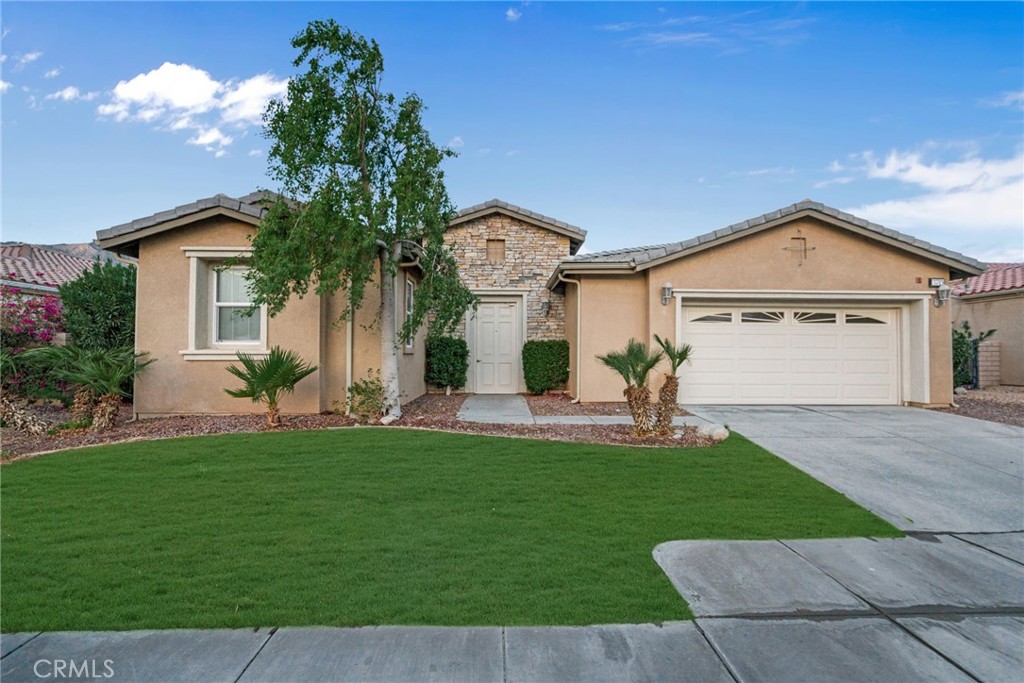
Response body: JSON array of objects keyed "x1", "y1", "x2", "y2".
[
  {"x1": 698, "y1": 424, "x2": 730, "y2": 442},
  {"x1": 380, "y1": 414, "x2": 400, "y2": 426},
  {"x1": 955, "y1": 386, "x2": 968, "y2": 395}
]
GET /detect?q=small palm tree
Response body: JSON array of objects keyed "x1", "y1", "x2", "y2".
[
  {"x1": 21, "y1": 345, "x2": 100, "y2": 423},
  {"x1": 596, "y1": 338, "x2": 664, "y2": 436},
  {"x1": 224, "y1": 346, "x2": 318, "y2": 428},
  {"x1": 653, "y1": 334, "x2": 694, "y2": 435},
  {"x1": 57, "y1": 346, "x2": 154, "y2": 431}
]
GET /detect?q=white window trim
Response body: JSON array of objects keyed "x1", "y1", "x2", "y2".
[{"x1": 180, "y1": 246, "x2": 269, "y2": 361}]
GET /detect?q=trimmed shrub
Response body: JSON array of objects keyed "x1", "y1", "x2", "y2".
[
  {"x1": 425, "y1": 336, "x2": 469, "y2": 392},
  {"x1": 59, "y1": 262, "x2": 136, "y2": 351},
  {"x1": 522, "y1": 340, "x2": 570, "y2": 395},
  {"x1": 952, "y1": 321, "x2": 995, "y2": 388},
  {"x1": 348, "y1": 370, "x2": 389, "y2": 422}
]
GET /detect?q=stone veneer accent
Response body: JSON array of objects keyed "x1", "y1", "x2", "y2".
[
  {"x1": 977, "y1": 340, "x2": 1001, "y2": 388},
  {"x1": 445, "y1": 214, "x2": 571, "y2": 341}
]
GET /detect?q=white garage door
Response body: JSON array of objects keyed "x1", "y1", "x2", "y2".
[{"x1": 679, "y1": 306, "x2": 899, "y2": 405}]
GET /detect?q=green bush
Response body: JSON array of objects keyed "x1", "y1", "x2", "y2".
[
  {"x1": 522, "y1": 340, "x2": 570, "y2": 395},
  {"x1": 951, "y1": 321, "x2": 995, "y2": 388},
  {"x1": 425, "y1": 336, "x2": 469, "y2": 391},
  {"x1": 348, "y1": 370, "x2": 389, "y2": 422},
  {"x1": 58, "y1": 262, "x2": 136, "y2": 351}
]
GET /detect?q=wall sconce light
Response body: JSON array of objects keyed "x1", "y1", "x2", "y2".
[
  {"x1": 661, "y1": 281, "x2": 673, "y2": 306},
  {"x1": 540, "y1": 300, "x2": 551, "y2": 316},
  {"x1": 933, "y1": 282, "x2": 951, "y2": 307}
]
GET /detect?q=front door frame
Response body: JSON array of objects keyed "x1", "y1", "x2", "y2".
[{"x1": 467, "y1": 289, "x2": 529, "y2": 394}]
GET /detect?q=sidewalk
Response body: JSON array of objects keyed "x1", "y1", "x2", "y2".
[{"x1": 455, "y1": 394, "x2": 716, "y2": 428}]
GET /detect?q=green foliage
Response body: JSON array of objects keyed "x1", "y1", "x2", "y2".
[
  {"x1": 952, "y1": 321, "x2": 996, "y2": 388},
  {"x1": 347, "y1": 370, "x2": 389, "y2": 421},
  {"x1": 58, "y1": 262, "x2": 136, "y2": 350},
  {"x1": 522, "y1": 340, "x2": 570, "y2": 395},
  {"x1": 425, "y1": 336, "x2": 469, "y2": 390},
  {"x1": 596, "y1": 338, "x2": 665, "y2": 389},
  {"x1": 51, "y1": 346, "x2": 154, "y2": 398},
  {"x1": 224, "y1": 346, "x2": 317, "y2": 426},
  {"x1": 653, "y1": 334, "x2": 694, "y2": 374},
  {"x1": 246, "y1": 20, "x2": 476, "y2": 414}
]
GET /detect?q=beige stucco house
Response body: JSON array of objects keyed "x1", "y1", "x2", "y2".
[
  {"x1": 97, "y1": 194, "x2": 982, "y2": 417},
  {"x1": 952, "y1": 263, "x2": 1024, "y2": 386}
]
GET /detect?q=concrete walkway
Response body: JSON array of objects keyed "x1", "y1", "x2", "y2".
[{"x1": 457, "y1": 394, "x2": 715, "y2": 428}]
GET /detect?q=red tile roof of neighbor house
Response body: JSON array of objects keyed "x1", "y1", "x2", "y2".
[
  {"x1": 1, "y1": 243, "x2": 97, "y2": 290},
  {"x1": 952, "y1": 262, "x2": 1024, "y2": 297}
]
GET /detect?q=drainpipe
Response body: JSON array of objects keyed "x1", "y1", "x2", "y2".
[
  {"x1": 557, "y1": 272, "x2": 583, "y2": 403},
  {"x1": 345, "y1": 304, "x2": 354, "y2": 415}
]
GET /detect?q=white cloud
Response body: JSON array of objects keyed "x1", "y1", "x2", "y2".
[
  {"x1": 506, "y1": 149, "x2": 520, "y2": 157},
  {"x1": 16, "y1": 51, "x2": 42, "y2": 68},
  {"x1": 44, "y1": 68, "x2": 61, "y2": 79},
  {"x1": 188, "y1": 127, "x2": 233, "y2": 148},
  {"x1": 813, "y1": 176, "x2": 854, "y2": 189},
  {"x1": 477, "y1": 147, "x2": 492, "y2": 155},
  {"x1": 0, "y1": 80, "x2": 10, "y2": 93},
  {"x1": 841, "y1": 146, "x2": 1023, "y2": 259},
  {"x1": 98, "y1": 62, "x2": 287, "y2": 155},
  {"x1": 45, "y1": 86, "x2": 99, "y2": 102},
  {"x1": 220, "y1": 73, "x2": 288, "y2": 125},
  {"x1": 981, "y1": 90, "x2": 1024, "y2": 111},
  {"x1": 506, "y1": 7, "x2": 522, "y2": 22},
  {"x1": 248, "y1": 149, "x2": 263, "y2": 157},
  {"x1": 0, "y1": 54, "x2": 6, "y2": 64},
  {"x1": 743, "y1": 166, "x2": 795, "y2": 176},
  {"x1": 448, "y1": 135, "x2": 464, "y2": 148}
]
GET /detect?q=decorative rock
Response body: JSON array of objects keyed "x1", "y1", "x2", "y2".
[
  {"x1": 699, "y1": 424, "x2": 730, "y2": 442},
  {"x1": 380, "y1": 414, "x2": 400, "y2": 426},
  {"x1": 672, "y1": 431, "x2": 683, "y2": 440},
  {"x1": 954, "y1": 387, "x2": 968, "y2": 395}
]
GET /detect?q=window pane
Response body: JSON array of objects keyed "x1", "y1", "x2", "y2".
[
  {"x1": 217, "y1": 268, "x2": 253, "y2": 304},
  {"x1": 405, "y1": 281, "x2": 414, "y2": 316},
  {"x1": 846, "y1": 313, "x2": 887, "y2": 325},
  {"x1": 691, "y1": 312, "x2": 732, "y2": 323},
  {"x1": 741, "y1": 311, "x2": 784, "y2": 323},
  {"x1": 218, "y1": 306, "x2": 260, "y2": 342},
  {"x1": 486, "y1": 239, "x2": 505, "y2": 264},
  {"x1": 794, "y1": 311, "x2": 836, "y2": 324}
]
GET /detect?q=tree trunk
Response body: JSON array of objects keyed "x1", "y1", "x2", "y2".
[
  {"x1": 267, "y1": 402, "x2": 281, "y2": 428},
  {"x1": 91, "y1": 394, "x2": 121, "y2": 432},
  {"x1": 379, "y1": 245, "x2": 402, "y2": 418},
  {"x1": 71, "y1": 386, "x2": 96, "y2": 424},
  {"x1": 656, "y1": 374, "x2": 679, "y2": 435},
  {"x1": 625, "y1": 386, "x2": 655, "y2": 437}
]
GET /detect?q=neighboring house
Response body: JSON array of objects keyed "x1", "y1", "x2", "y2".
[
  {"x1": 97, "y1": 194, "x2": 982, "y2": 417},
  {"x1": 0, "y1": 243, "x2": 98, "y2": 296},
  {"x1": 951, "y1": 263, "x2": 1024, "y2": 386}
]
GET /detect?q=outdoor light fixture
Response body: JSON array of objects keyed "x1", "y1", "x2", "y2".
[
  {"x1": 540, "y1": 300, "x2": 551, "y2": 316},
  {"x1": 934, "y1": 282, "x2": 951, "y2": 307},
  {"x1": 661, "y1": 282, "x2": 673, "y2": 306}
]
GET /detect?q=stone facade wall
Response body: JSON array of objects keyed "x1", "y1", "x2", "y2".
[
  {"x1": 978, "y1": 340, "x2": 1001, "y2": 388},
  {"x1": 445, "y1": 214, "x2": 571, "y2": 341}
]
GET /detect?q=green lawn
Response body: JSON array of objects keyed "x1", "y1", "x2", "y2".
[{"x1": 1, "y1": 429, "x2": 898, "y2": 631}]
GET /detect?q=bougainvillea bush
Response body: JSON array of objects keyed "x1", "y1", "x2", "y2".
[{"x1": 1, "y1": 282, "x2": 65, "y2": 399}]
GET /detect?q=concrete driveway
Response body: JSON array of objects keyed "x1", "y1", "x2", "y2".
[{"x1": 685, "y1": 405, "x2": 1023, "y2": 533}]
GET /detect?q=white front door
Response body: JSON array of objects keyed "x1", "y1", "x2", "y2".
[
  {"x1": 679, "y1": 306, "x2": 900, "y2": 404},
  {"x1": 474, "y1": 300, "x2": 521, "y2": 394}
]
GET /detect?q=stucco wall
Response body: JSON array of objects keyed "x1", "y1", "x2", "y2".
[
  {"x1": 135, "y1": 216, "x2": 323, "y2": 417},
  {"x1": 952, "y1": 293, "x2": 1024, "y2": 385},
  {"x1": 571, "y1": 217, "x2": 957, "y2": 404},
  {"x1": 445, "y1": 214, "x2": 569, "y2": 341}
]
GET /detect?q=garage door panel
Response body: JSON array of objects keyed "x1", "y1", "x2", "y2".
[{"x1": 679, "y1": 306, "x2": 899, "y2": 405}]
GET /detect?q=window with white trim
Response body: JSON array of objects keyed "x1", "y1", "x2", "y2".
[
  {"x1": 214, "y1": 267, "x2": 261, "y2": 343},
  {"x1": 180, "y1": 247, "x2": 268, "y2": 360},
  {"x1": 404, "y1": 278, "x2": 415, "y2": 350}
]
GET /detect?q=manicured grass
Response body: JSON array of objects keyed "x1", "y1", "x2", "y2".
[{"x1": 1, "y1": 429, "x2": 899, "y2": 630}]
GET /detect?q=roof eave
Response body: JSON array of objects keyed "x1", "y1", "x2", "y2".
[
  {"x1": 450, "y1": 205, "x2": 587, "y2": 245},
  {"x1": 546, "y1": 261, "x2": 635, "y2": 290},
  {"x1": 96, "y1": 206, "x2": 263, "y2": 252}
]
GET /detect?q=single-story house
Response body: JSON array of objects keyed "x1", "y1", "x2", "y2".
[
  {"x1": 96, "y1": 194, "x2": 983, "y2": 417},
  {"x1": 951, "y1": 263, "x2": 1024, "y2": 386}
]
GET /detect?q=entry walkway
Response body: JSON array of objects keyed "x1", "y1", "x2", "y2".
[{"x1": 456, "y1": 394, "x2": 715, "y2": 428}]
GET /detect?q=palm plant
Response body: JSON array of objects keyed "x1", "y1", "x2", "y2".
[
  {"x1": 596, "y1": 338, "x2": 664, "y2": 436},
  {"x1": 652, "y1": 334, "x2": 694, "y2": 435},
  {"x1": 21, "y1": 345, "x2": 100, "y2": 423},
  {"x1": 224, "y1": 346, "x2": 318, "y2": 428},
  {"x1": 57, "y1": 346, "x2": 154, "y2": 431}
]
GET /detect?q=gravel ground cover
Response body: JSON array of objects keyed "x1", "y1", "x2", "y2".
[
  {"x1": 2, "y1": 393, "x2": 712, "y2": 460},
  {"x1": 934, "y1": 386, "x2": 1024, "y2": 427},
  {"x1": 525, "y1": 392, "x2": 690, "y2": 416}
]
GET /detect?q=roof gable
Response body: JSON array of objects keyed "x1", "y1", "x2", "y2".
[
  {"x1": 560, "y1": 199, "x2": 984, "y2": 278},
  {"x1": 450, "y1": 199, "x2": 587, "y2": 253}
]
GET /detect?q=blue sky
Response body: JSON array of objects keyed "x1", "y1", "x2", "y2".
[{"x1": 2, "y1": 2, "x2": 1022, "y2": 261}]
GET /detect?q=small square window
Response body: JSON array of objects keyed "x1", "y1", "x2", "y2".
[{"x1": 486, "y1": 239, "x2": 506, "y2": 264}]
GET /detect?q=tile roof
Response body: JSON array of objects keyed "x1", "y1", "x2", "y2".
[
  {"x1": 97, "y1": 191, "x2": 278, "y2": 242},
  {"x1": 952, "y1": 262, "x2": 1024, "y2": 297},
  {"x1": 1, "y1": 243, "x2": 97, "y2": 290},
  {"x1": 453, "y1": 199, "x2": 587, "y2": 241},
  {"x1": 565, "y1": 199, "x2": 985, "y2": 273}
]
